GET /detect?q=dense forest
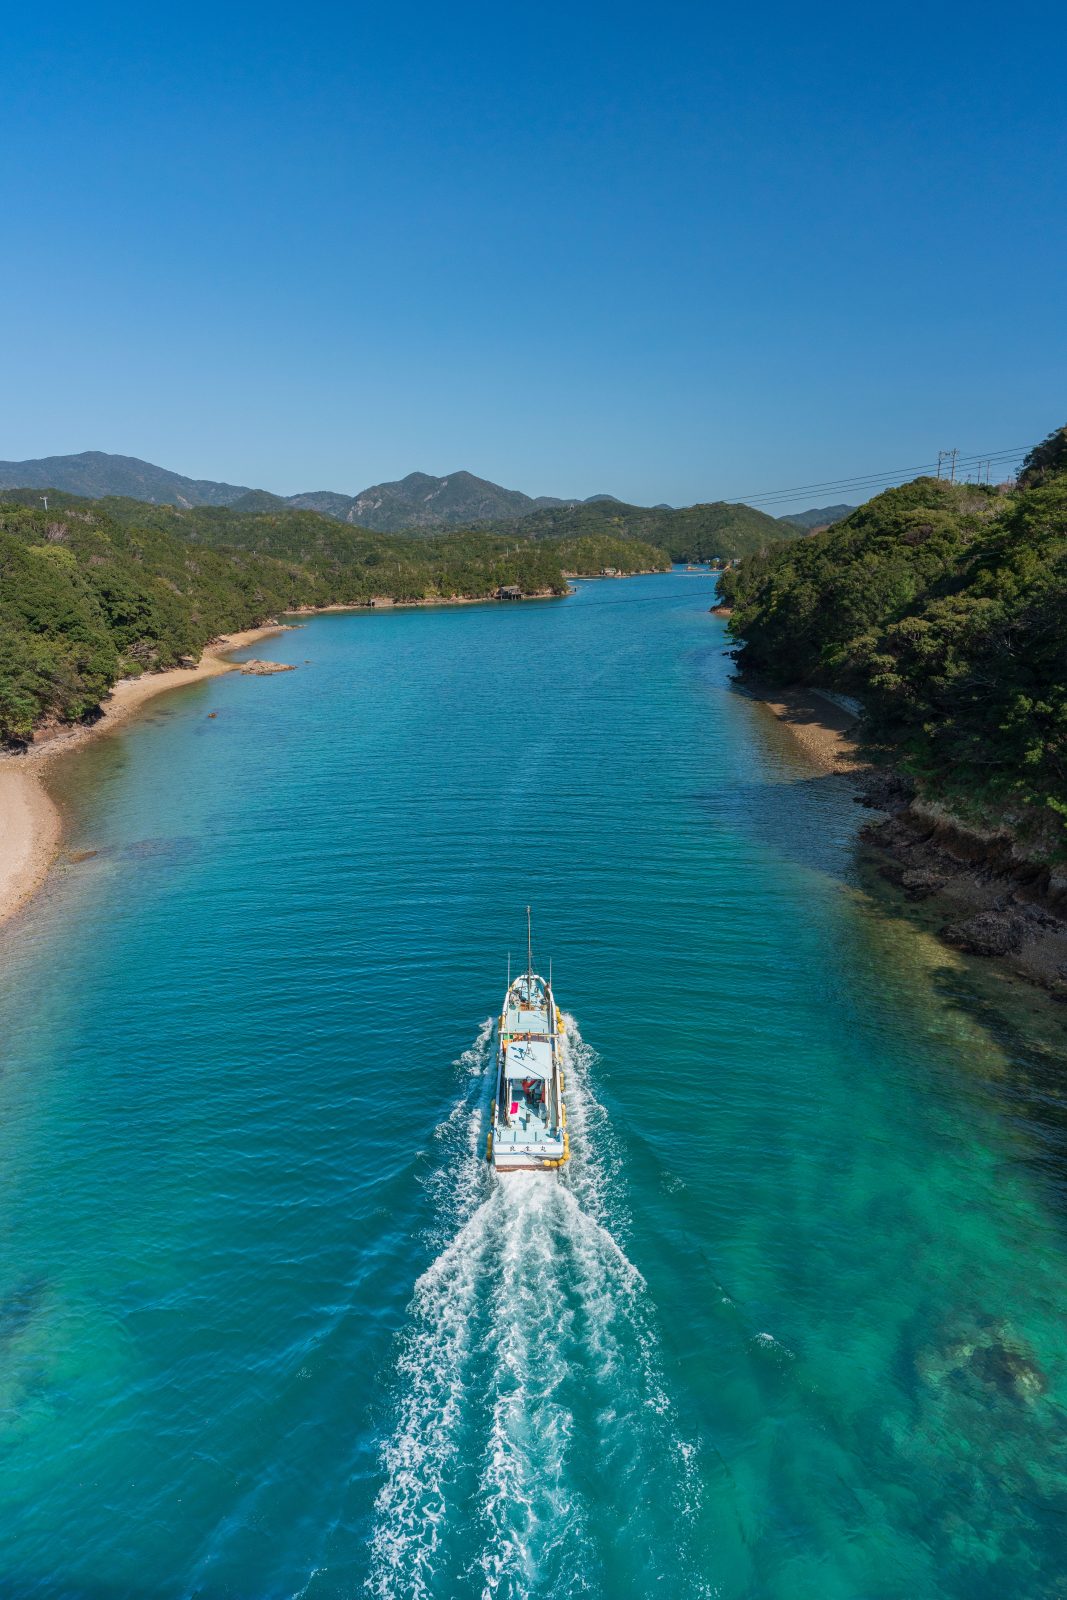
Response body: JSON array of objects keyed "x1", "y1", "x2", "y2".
[
  {"x1": 473, "y1": 495, "x2": 792, "y2": 563},
  {"x1": 0, "y1": 491, "x2": 668, "y2": 743},
  {"x1": 719, "y1": 426, "x2": 1067, "y2": 834}
]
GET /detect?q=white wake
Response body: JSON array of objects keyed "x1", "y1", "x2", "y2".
[{"x1": 366, "y1": 1018, "x2": 704, "y2": 1600}]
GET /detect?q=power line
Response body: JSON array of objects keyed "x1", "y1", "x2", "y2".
[
  {"x1": 728, "y1": 447, "x2": 1026, "y2": 504},
  {"x1": 722, "y1": 445, "x2": 1029, "y2": 507},
  {"x1": 733, "y1": 454, "x2": 1026, "y2": 507}
]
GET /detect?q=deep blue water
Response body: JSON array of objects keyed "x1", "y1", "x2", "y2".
[{"x1": 2, "y1": 573, "x2": 1067, "y2": 1598}]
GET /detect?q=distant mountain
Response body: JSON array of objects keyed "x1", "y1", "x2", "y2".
[
  {"x1": 0, "y1": 451, "x2": 253, "y2": 507},
  {"x1": 228, "y1": 488, "x2": 288, "y2": 513},
  {"x1": 285, "y1": 470, "x2": 580, "y2": 532},
  {"x1": 0, "y1": 451, "x2": 794, "y2": 554},
  {"x1": 777, "y1": 503, "x2": 856, "y2": 531},
  {"x1": 0, "y1": 453, "x2": 593, "y2": 531}
]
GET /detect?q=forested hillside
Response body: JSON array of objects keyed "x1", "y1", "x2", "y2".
[
  {"x1": 0, "y1": 451, "x2": 254, "y2": 505},
  {"x1": 0, "y1": 492, "x2": 668, "y2": 743},
  {"x1": 719, "y1": 426, "x2": 1067, "y2": 832},
  {"x1": 0, "y1": 454, "x2": 580, "y2": 525},
  {"x1": 0, "y1": 451, "x2": 799, "y2": 558},
  {"x1": 477, "y1": 496, "x2": 791, "y2": 562}
]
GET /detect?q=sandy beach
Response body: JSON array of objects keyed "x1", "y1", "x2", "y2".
[
  {"x1": 0, "y1": 770, "x2": 64, "y2": 926},
  {"x1": 747, "y1": 683, "x2": 864, "y2": 773},
  {"x1": 0, "y1": 626, "x2": 287, "y2": 925}
]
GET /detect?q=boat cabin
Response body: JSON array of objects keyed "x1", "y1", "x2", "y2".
[
  {"x1": 501, "y1": 1038, "x2": 552, "y2": 1136},
  {"x1": 490, "y1": 916, "x2": 569, "y2": 1170}
]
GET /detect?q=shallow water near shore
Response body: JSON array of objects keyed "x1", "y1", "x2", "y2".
[{"x1": 2, "y1": 573, "x2": 1067, "y2": 1598}]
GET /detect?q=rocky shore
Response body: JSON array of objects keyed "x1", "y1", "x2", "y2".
[
  {"x1": 738, "y1": 665, "x2": 1067, "y2": 999},
  {"x1": 857, "y1": 777, "x2": 1067, "y2": 1000}
]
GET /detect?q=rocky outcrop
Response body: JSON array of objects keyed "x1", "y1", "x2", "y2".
[
  {"x1": 859, "y1": 780, "x2": 1067, "y2": 997},
  {"x1": 237, "y1": 660, "x2": 296, "y2": 676},
  {"x1": 941, "y1": 909, "x2": 1026, "y2": 958}
]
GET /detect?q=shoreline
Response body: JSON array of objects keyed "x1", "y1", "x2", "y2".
[
  {"x1": 737, "y1": 679, "x2": 865, "y2": 774},
  {"x1": 734, "y1": 668, "x2": 1067, "y2": 997},
  {"x1": 0, "y1": 625, "x2": 288, "y2": 926},
  {"x1": 284, "y1": 573, "x2": 662, "y2": 613},
  {"x1": 860, "y1": 798, "x2": 1067, "y2": 1000},
  {"x1": 285, "y1": 591, "x2": 568, "y2": 614},
  {"x1": 0, "y1": 575, "x2": 658, "y2": 927}
]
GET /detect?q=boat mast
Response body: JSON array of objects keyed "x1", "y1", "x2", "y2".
[{"x1": 526, "y1": 905, "x2": 532, "y2": 996}]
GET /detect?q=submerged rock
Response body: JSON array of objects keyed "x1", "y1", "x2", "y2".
[
  {"x1": 915, "y1": 1317, "x2": 1047, "y2": 1403},
  {"x1": 970, "y1": 1339, "x2": 1047, "y2": 1401}
]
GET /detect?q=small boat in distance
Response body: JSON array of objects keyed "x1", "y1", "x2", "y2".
[{"x1": 488, "y1": 909, "x2": 569, "y2": 1172}]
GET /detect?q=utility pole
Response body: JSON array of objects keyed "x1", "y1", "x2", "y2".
[{"x1": 937, "y1": 449, "x2": 958, "y2": 481}]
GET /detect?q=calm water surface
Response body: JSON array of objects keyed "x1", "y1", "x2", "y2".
[{"x1": 2, "y1": 573, "x2": 1067, "y2": 1598}]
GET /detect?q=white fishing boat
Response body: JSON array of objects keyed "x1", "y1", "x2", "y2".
[{"x1": 488, "y1": 909, "x2": 569, "y2": 1173}]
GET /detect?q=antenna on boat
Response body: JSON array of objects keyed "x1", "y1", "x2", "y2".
[
  {"x1": 526, "y1": 905, "x2": 532, "y2": 994},
  {"x1": 507, "y1": 951, "x2": 511, "y2": 990}
]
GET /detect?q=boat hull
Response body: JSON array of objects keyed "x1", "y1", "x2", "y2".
[{"x1": 490, "y1": 973, "x2": 569, "y2": 1173}]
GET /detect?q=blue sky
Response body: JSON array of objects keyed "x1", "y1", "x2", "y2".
[{"x1": 3, "y1": 0, "x2": 1064, "y2": 509}]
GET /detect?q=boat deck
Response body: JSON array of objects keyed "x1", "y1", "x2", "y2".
[
  {"x1": 496, "y1": 1085, "x2": 551, "y2": 1143},
  {"x1": 503, "y1": 1004, "x2": 551, "y2": 1034}
]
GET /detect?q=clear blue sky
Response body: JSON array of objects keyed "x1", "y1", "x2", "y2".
[{"x1": 3, "y1": 0, "x2": 1064, "y2": 509}]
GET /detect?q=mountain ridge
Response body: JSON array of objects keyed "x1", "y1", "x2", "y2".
[
  {"x1": 0, "y1": 450, "x2": 254, "y2": 507},
  {"x1": 0, "y1": 449, "x2": 816, "y2": 540},
  {"x1": 0, "y1": 450, "x2": 812, "y2": 561},
  {"x1": 777, "y1": 502, "x2": 857, "y2": 531},
  {"x1": 0, "y1": 452, "x2": 609, "y2": 531}
]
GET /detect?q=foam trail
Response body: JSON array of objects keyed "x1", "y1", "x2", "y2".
[
  {"x1": 472, "y1": 1177, "x2": 594, "y2": 1599},
  {"x1": 367, "y1": 1019, "x2": 706, "y2": 1600},
  {"x1": 422, "y1": 1016, "x2": 495, "y2": 1246}
]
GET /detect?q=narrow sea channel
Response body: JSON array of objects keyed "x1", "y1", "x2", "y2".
[{"x1": 2, "y1": 571, "x2": 1065, "y2": 1598}]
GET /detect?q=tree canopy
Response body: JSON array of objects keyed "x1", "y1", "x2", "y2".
[
  {"x1": 0, "y1": 492, "x2": 668, "y2": 743},
  {"x1": 719, "y1": 437, "x2": 1067, "y2": 833}
]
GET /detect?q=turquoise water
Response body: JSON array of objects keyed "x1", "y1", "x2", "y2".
[{"x1": 2, "y1": 573, "x2": 1067, "y2": 1598}]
